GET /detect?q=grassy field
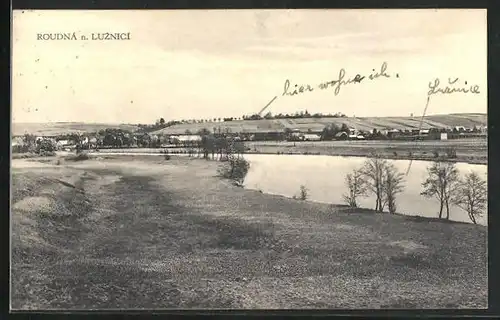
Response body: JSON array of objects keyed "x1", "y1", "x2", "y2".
[
  {"x1": 152, "y1": 113, "x2": 487, "y2": 135},
  {"x1": 12, "y1": 122, "x2": 140, "y2": 137},
  {"x1": 87, "y1": 138, "x2": 487, "y2": 165},
  {"x1": 11, "y1": 155, "x2": 487, "y2": 309},
  {"x1": 12, "y1": 114, "x2": 485, "y2": 137},
  {"x1": 245, "y1": 139, "x2": 488, "y2": 165}
]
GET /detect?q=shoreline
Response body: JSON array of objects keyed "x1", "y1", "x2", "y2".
[
  {"x1": 54, "y1": 148, "x2": 488, "y2": 165},
  {"x1": 242, "y1": 150, "x2": 487, "y2": 165},
  {"x1": 12, "y1": 149, "x2": 487, "y2": 166},
  {"x1": 19, "y1": 154, "x2": 486, "y2": 226}
]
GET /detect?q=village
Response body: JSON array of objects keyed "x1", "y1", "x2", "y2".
[{"x1": 11, "y1": 117, "x2": 488, "y2": 154}]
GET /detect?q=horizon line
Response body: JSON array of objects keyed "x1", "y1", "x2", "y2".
[{"x1": 11, "y1": 112, "x2": 487, "y2": 125}]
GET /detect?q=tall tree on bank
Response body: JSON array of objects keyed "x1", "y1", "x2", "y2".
[
  {"x1": 421, "y1": 161, "x2": 460, "y2": 220},
  {"x1": 361, "y1": 154, "x2": 389, "y2": 212},
  {"x1": 382, "y1": 163, "x2": 406, "y2": 214},
  {"x1": 453, "y1": 171, "x2": 487, "y2": 224}
]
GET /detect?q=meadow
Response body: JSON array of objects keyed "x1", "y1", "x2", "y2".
[{"x1": 11, "y1": 155, "x2": 487, "y2": 309}]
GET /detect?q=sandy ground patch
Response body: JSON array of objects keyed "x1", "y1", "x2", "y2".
[{"x1": 13, "y1": 196, "x2": 55, "y2": 214}]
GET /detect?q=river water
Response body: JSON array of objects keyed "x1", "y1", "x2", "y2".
[
  {"x1": 57, "y1": 150, "x2": 487, "y2": 225},
  {"x1": 242, "y1": 154, "x2": 488, "y2": 226}
]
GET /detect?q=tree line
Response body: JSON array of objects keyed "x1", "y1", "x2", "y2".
[
  {"x1": 343, "y1": 155, "x2": 487, "y2": 224},
  {"x1": 134, "y1": 111, "x2": 349, "y2": 133}
]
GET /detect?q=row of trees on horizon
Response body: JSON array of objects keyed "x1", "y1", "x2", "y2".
[{"x1": 136, "y1": 111, "x2": 348, "y2": 133}]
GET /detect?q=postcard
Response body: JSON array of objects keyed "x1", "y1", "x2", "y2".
[{"x1": 11, "y1": 9, "x2": 487, "y2": 310}]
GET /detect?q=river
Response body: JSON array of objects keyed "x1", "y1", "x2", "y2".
[
  {"x1": 242, "y1": 154, "x2": 488, "y2": 226},
  {"x1": 59, "y1": 150, "x2": 487, "y2": 225}
]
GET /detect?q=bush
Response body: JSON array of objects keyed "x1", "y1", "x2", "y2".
[
  {"x1": 299, "y1": 185, "x2": 308, "y2": 200},
  {"x1": 218, "y1": 157, "x2": 250, "y2": 186},
  {"x1": 164, "y1": 154, "x2": 171, "y2": 160},
  {"x1": 36, "y1": 139, "x2": 56, "y2": 154},
  {"x1": 446, "y1": 147, "x2": 457, "y2": 158},
  {"x1": 66, "y1": 152, "x2": 90, "y2": 161},
  {"x1": 433, "y1": 150, "x2": 439, "y2": 158},
  {"x1": 39, "y1": 150, "x2": 56, "y2": 157}
]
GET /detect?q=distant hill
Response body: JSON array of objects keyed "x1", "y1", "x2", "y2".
[
  {"x1": 151, "y1": 113, "x2": 487, "y2": 135},
  {"x1": 12, "y1": 113, "x2": 487, "y2": 137},
  {"x1": 11, "y1": 122, "x2": 140, "y2": 137}
]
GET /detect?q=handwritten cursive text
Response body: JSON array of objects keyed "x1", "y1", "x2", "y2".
[
  {"x1": 428, "y1": 77, "x2": 480, "y2": 97},
  {"x1": 282, "y1": 62, "x2": 394, "y2": 98}
]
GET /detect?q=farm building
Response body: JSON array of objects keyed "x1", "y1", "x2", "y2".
[
  {"x1": 335, "y1": 132, "x2": 348, "y2": 140},
  {"x1": 11, "y1": 137, "x2": 24, "y2": 147},
  {"x1": 170, "y1": 135, "x2": 202, "y2": 144},
  {"x1": 302, "y1": 134, "x2": 321, "y2": 141}
]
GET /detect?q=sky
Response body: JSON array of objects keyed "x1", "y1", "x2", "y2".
[{"x1": 12, "y1": 9, "x2": 487, "y2": 124}]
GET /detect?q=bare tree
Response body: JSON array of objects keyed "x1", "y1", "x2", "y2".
[
  {"x1": 421, "y1": 161, "x2": 460, "y2": 220},
  {"x1": 343, "y1": 168, "x2": 367, "y2": 208},
  {"x1": 382, "y1": 163, "x2": 405, "y2": 214},
  {"x1": 453, "y1": 171, "x2": 487, "y2": 224},
  {"x1": 361, "y1": 154, "x2": 388, "y2": 212}
]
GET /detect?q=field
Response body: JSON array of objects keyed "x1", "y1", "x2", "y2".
[
  {"x1": 12, "y1": 122, "x2": 140, "y2": 137},
  {"x1": 11, "y1": 155, "x2": 487, "y2": 309},
  {"x1": 89, "y1": 138, "x2": 487, "y2": 165},
  {"x1": 12, "y1": 113, "x2": 486, "y2": 138},
  {"x1": 246, "y1": 139, "x2": 488, "y2": 165},
  {"x1": 152, "y1": 113, "x2": 487, "y2": 135}
]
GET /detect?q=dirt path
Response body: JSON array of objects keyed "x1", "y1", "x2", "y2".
[{"x1": 11, "y1": 157, "x2": 488, "y2": 309}]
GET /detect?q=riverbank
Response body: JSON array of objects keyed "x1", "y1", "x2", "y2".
[
  {"x1": 11, "y1": 155, "x2": 487, "y2": 309},
  {"x1": 44, "y1": 138, "x2": 486, "y2": 165},
  {"x1": 244, "y1": 139, "x2": 487, "y2": 165}
]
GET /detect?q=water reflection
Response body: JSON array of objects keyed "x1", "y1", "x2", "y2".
[{"x1": 243, "y1": 154, "x2": 488, "y2": 226}]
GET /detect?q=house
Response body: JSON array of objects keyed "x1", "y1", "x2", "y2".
[
  {"x1": 11, "y1": 136, "x2": 24, "y2": 147},
  {"x1": 387, "y1": 129, "x2": 401, "y2": 139},
  {"x1": 170, "y1": 135, "x2": 202, "y2": 145},
  {"x1": 348, "y1": 128, "x2": 359, "y2": 139},
  {"x1": 56, "y1": 139, "x2": 71, "y2": 146},
  {"x1": 335, "y1": 132, "x2": 348, "y2": 140},
  {"x1": 303, "y1": 134, "x2": 321, "y2": 141},
  {"x1": 380, "y1": 129, "x2": 390, "y2": 136}
]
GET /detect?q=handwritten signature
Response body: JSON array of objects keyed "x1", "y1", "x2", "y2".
[
  {"x1": 427, "y1": 77, "x2": 480, "y2": 97},
  {"x1": 283, "y1": 62, "x2": 394, "y2": 97},
  {"x1": 406, "y1": 77, "x2": 481, "y2": 175}
]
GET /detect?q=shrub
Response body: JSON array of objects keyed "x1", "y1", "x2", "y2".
[
  {"x1": 343, "y1": 168, "x2": 367, "y2": 208},
  {"x1": 36, "y1": 139, "x2": 56, "y2": 154},
  {"x1": 433, "y1": 150, "x2": 439, "y2": 158},
  {"x1": 299, "y1": 185, "x2": 308, "y2": 200},
  {"x1": 164, "y1": 154, "x2": 171, "y2": 160},
  {"x1": 39, "y1": 150, "x2": 56, "y2": 157},
  {"x1": 218, "y1": 157, "x2": 250, "y2": 186},
  {"x1": 66, "y1": 152, "x2": 90, "y2": 161},
  {"x1": 446, "y1": 147, "x2": 457, "y2": 158}
]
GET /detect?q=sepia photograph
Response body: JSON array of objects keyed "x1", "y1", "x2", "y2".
[{"x1": 11, "y1": 9, "x2": 487, "y2": 310}]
